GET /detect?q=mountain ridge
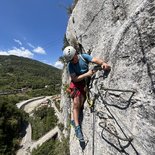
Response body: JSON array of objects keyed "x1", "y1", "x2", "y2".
[{"x1": 0, "y1": 55, "x2": 62, "y2": 94}]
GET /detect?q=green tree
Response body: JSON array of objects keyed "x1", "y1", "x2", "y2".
[{"x1": 0, "y1": 101, "x2": 28, "y2": 154}]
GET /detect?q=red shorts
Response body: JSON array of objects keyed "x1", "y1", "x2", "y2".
[{"x1": 69, "y1": 81, "x2": 86, "y2": 98}]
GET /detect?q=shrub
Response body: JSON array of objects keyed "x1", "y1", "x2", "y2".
[{"x1": 30, "y1": 106, "x2": 58, "y2": 140}]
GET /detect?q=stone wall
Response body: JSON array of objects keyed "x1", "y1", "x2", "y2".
[{"x1": 65, "y1": 0, "x2": 155, "y2": 154}]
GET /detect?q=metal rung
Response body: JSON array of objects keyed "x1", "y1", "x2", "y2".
[{"x1": 101, "y1": 87, "x2": 136, "y2": 93}]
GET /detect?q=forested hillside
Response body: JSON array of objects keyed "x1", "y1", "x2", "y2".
[
  {"x1": 0, "y1": 55, "x2": 62, "y2": 154},
  {"x1": 0, "y1": 55, "x2": 62, "y2": 96}
]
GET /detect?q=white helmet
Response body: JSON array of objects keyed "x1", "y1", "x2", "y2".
[{"x1": 63, "y1": 46, "x2": 76, "y2": 61}]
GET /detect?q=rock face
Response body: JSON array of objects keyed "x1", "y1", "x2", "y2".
[
  {"x1": 61, "y1": 65, "x2": 71, "y2": 137},
  {"x1": 64, "y1": 0, "x2": 155, "y2": 155}
]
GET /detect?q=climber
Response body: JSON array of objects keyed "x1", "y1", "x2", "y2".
[{"x1": 63, "y1": 46, "x2": 111, "y2": 141}]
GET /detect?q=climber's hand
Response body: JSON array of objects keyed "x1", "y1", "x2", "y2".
[
  {"x1": 87, "y1": 70, "x2": 96, "y2": 77},
  {"x1": 101, "y1": 63, "x2": 111, "y2": 71}
]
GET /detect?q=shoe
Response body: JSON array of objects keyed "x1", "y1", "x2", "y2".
[
  {"x1": 75, "y1": 125, "x2": 84, "y2": 141},
  {"x1": 71, "y1": 120, "x2": 75, "y2": 128}
]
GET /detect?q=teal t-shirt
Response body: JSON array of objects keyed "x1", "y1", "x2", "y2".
[{"x1": 68, "y1": 54, "x2": 93, "y2": 76}]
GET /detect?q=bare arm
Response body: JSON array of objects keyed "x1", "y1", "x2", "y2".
[
  {"x1": 71, "y1": 57, "x2": 111, "y2": 82},
  {"x1": 71, "y1": 70, "x2": 94, "y2": 82},
  {"x1": 91, "y1": 57, "x2": 111, "y2": 70}
]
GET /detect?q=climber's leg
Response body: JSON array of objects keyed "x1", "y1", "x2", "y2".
[{"x1": 73, "y1": 95, "x2": 81, "y2": 126}]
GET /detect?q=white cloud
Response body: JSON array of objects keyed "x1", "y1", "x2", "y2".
[
  {"x1": 53, "y1": 61, "x2": 63, "y2": 69},
  {"x1": 0, "y1": 51, "x2": 9, "y2": 55},
  {"x1": 39, "y1": 60, "x2": 63, "y2": 69},
  {"x1": 14, "y1": 39, "x2": 22, "y2": 46},
  {"x1": 0, "y1": 47, "x2": 34, "y2": 58},
  {"x1": 33, "y1": 46, "x2": 46, "y2": 54},
  {"x1": 27, "y1": 42, "x2": 35, "y2": 48}
]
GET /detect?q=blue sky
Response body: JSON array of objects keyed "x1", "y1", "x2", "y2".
[{"x1": 0, "y1": 0, "x2": 73, "y2": 69}]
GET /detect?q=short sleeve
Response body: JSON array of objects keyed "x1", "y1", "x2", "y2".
[{"x1": 81, "y1": 54, "x2": 93, "y2": 62}]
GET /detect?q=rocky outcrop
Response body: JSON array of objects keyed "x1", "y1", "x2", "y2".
[
  {"x1": 60, "y1": 65, "x2": 71, "y2": 137},
  {"x1": 64, "y1": 0, "x2": 155, "y2": 155}
]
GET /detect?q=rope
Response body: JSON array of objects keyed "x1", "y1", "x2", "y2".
[
  {"x1": 88, "y1": 93, "x2": 99, "y2": 155},
  {"x1": 92, "y1": 104, "x2": 95, "y2": 155}
]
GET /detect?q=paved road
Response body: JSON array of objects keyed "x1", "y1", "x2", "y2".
[
  {"x1": 23, "y1": 96, "x2": 52, "y2": 113},
  {"x1": 16, "y1": 96, "x2": 62, "y2": 155},
  {"x1": 30, "y1": 126, "x2": 61, "y2": 151},
  {"x1": 16, "y1": 96, "x2": 45, "y2": 109},
  {"x1": 16, "y1": 123, "x2": 32, "y2": 155}
]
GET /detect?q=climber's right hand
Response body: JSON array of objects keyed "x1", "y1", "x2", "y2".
[{"x1": 86, "y1": 70, "x2": 96, "y2": 77}]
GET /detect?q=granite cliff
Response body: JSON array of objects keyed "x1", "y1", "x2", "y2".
[{"x1": 61, "y1": 0, "x2": 155, "y2": 154}]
